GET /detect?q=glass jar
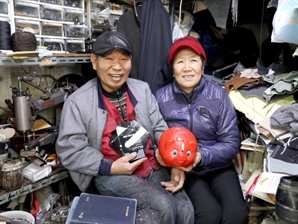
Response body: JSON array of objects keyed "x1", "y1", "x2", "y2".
[
  {"x1": 1, "y1": 158, "x2": 23, "y2": 190},
  {"x1": 0, "y1": 153, "x2": 8, "y2": 188}
]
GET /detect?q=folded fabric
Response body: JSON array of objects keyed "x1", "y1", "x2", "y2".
[
  {"x1": 270, "y1": 103, "x2": 298, "y2": 135},
  {"x1": 229, "y1": 89, "x2": 295, "y2": 123},
  {"x1": 263, "y1": 71, "x2": 298, "y2": 102},
  {"x1": 224, "y1": 73, "x2": 260, "y2": 94},
  {"x1": 256, "y1": 117, "x2": 292, "y2": 141}
]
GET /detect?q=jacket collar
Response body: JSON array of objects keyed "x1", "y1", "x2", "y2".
[
  {"x1": 97, "y1": 77, "x2": 138, "y2": 110},
  {"x1": 172, "y1": 76, "x2": 206, "y2": 100}
]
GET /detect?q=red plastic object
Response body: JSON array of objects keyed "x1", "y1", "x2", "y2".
[
  {"x1": 30, "y1": 191, "x2": 39, "y2": 220},
  {"x1": 158, "y1": 127, "x2": 197, "y2": 167}
]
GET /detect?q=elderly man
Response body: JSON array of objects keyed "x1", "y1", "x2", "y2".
[{"x1": 56, "y1": 31, "x2": 194, "y2": 224}]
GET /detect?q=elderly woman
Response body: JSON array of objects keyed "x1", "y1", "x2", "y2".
[{"x1": 155, "y1": 36, "x2": 248, "y2": 224}]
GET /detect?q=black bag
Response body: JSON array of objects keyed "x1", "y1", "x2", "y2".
[{"x1": 11, "y1": 31, "x2": 37, "y2": 52}]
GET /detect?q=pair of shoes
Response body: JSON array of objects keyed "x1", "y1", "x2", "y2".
[{"x1": 275, "y1": 175, "x2": 298, "y2": 223}]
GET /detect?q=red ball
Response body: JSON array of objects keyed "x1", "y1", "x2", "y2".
[{"x1": 158, "y1": 127, "x2": 197, "y2": 167}]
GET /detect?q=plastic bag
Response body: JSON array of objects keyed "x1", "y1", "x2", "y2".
[
  {"x1": 35, "y1": 193, "x2": 60, "y2": 224},
  {"x1": 172, "y1": 22, "x2": 184, "y2": 42},
  {"x1": 271, "y1": 1, "x2": 298, "y2": 44}
]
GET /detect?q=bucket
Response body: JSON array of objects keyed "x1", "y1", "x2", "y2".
[
  {"x1": 0, "y1": 210, "x2": 35, "y2": 224},
  {"x1": 275, "y1": 175, "x2": 298, "y2": 223}
]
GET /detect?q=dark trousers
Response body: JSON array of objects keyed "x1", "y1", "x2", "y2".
[
  {"x1": 184, "y1": 165, "x2": 248, "y2": 224},
  {"x1": 94, "y1": 167, "x2": 194, "y2": 224}
]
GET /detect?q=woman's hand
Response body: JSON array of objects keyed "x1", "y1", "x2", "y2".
[
  {"x1": 161, "y1": 167, "x2": 185, "y2": 193},
  {"x1": 179, "y1": 152, "x2": 202, "y2": 172},
  {"x1": 111, "y1": 152, "x2": 147, "y2": 175}
]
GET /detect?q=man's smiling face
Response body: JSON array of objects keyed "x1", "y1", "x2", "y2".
[{"x1": 91, "y1": 50, "x2": 132, "y2": 92}]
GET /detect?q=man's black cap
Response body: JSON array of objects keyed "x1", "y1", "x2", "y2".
[{"x1": 93, "y1": 31, "x2": 132, "y2": 57}]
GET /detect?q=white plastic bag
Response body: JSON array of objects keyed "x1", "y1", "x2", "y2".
[
  {"x1": 271, "y1": 0, "x2": 298, "y2": 44},
  {"x1": 172, "y1": 22, "x2": 184, "y2": 42}
]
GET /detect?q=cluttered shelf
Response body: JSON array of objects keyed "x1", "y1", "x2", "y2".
[
  {"x1": 0, "y1": 166, "x2": 69, "y2": 206},
  {"x1": 0, "y1": 52, "x2": 91, "y2": 67},
  {"x1": 220, "y1": 68, "x2": 298, "y2": 223}
]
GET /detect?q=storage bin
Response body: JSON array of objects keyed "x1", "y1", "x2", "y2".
[
  {"x1": 64, "y1": 8, "x2": 83, "y2": 24},
  {"x1": 15, "y1": 18, "x2": 40, "y2": 34},
  {"x1": 65, "y1": 39, "x2": 84, "y2": 53},
  {"x1": 64, "y1": 24, "x2": 87, "y2": 38},
  {"x1": 40, "y1": 0, "x2": 62, "y2": 5},
  {"x1": 63, "y1": 0, "x2": 83, "y2": 8},
  {"x1": 90, "y1": 0, "x2": 107, "y2": 12},
  {"x1": 42, "y1": 38, "x2": 65, "y2": 51},
  {"x1": 14, "y1": 0, "x2": 39, "y2": 18},
  {"x1": 40, "y1": 4, "x2": 63, "y2": 20},
  {"x1": 41, "y1": 21, "x2": 63, "y2": 36},
  {"x1": 0, "y1": 0, "x2": 8, "y2": 14}
]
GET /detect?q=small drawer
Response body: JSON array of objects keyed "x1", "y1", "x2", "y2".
[
  {"x1": 40, "y1": 0, "x2": 62, "y2": 5},
  {"x1": 64, "y1": 24, "x2": 87, "y2": 38},
  {"x1": 41, "y1": 21, "x2": 63, "y2": 36},
  {"x1": 65, "y1": 39, "x2": 84, "y2": 53},
  {"x1": 40, "y1": 4, "x2": 63, "y2": 20},
  {"x1": 63, "y1": 0, "x2": 83, "y2": 8},
  {"x1": 15, "y1": 19, "x2": 40, "y2": 35},
  {"x1": 42, "y1": 38, "x2": 65, "y2": 51},
  {"x1": 14, "y1": 0, "x2": 39, "y2": 18},
  {"x1": 64, "y1": 8, "x2": 83, "y2": 24},
  {"x1": 0, "y1": 0, "x2": 8, "y2": 14}
]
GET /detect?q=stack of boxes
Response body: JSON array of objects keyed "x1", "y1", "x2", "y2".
[
  {"x1": 0, "y1": 0, "x2": 87, "y2": 52},
  {"x1": 0, "y1": 0, "x2": 128, "y2": 53}
]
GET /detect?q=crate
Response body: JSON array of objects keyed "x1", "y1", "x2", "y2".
[
  {"x1": 15, "y1": 18, "x2": 40, "y2": 34},
  {"x1": 64, "y1": 8, "x2": 83, "y2": 24},
  {"x1": 14, "y1": 0, "x2": 39, "y2": 18},
  {"x1": 41, "y1": 21, "x2": 63, "y2": 36},
  {"x1": 40, "y1": 4, "x2": 63, "y2": 20}
]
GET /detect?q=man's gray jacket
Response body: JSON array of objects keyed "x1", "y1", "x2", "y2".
[{"x1": 56, "y1": 77, "x2": 168, "y2": 191}]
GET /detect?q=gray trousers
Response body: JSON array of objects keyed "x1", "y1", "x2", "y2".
[{"x1": 94, "y1": 167, "x2": 194, "y2": 224}]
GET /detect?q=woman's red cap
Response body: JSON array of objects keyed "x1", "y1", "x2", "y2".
[{"x1": 168, "y1": 36, "x2": 207, "y2": 64}]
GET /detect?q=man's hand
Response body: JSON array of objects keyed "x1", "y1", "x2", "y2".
[
  {"x1": 161, "y1": 167, "x2": 185, "y2": 193},
  {"x1": 155, "y1": 149, "x2": 166, "y2": 166},
  {"x1": 111, "y1": 152, "x2": 147, "y2": 175},
  {"x1": 179, "y1": 152, "x2": 202, "y2": 172}
]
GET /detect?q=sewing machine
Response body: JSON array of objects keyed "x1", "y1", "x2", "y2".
[{"x1": 7, "y1": 72, "x2": 75, "y2": 159}]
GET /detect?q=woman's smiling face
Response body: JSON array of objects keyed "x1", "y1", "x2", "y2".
[
  {"x1": 91, "y1": 50, "x2": 132, "y2": 92},
  {"x1": 172, "y1": 48, "x2": 204, "y2": 94}
]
